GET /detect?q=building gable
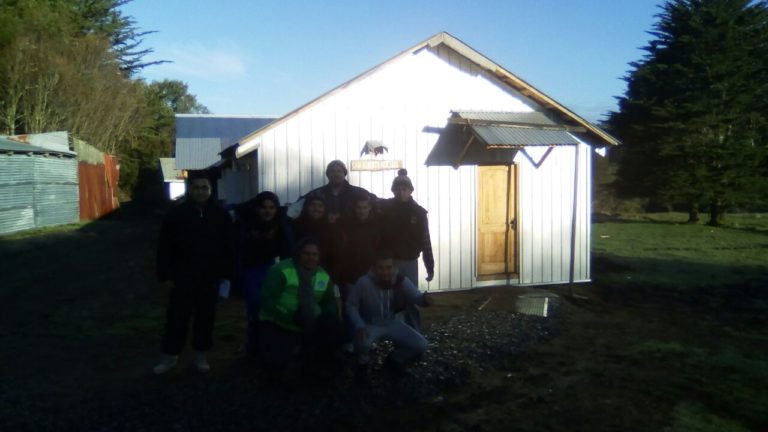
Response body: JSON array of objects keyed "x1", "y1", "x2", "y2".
[{"x1": 235, "y1": 32, "x2": 617, "y2": 159}]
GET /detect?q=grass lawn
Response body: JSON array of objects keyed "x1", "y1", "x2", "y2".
[{"x1": 586, "y1": 213, "x2": 768, "y2": 431}]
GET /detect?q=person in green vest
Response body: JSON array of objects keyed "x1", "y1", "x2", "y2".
[{"x1": 258, "y1": 237, "x2": 345, "y2": 376}]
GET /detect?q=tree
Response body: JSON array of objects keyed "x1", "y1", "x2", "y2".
[
  {"x1": 0, "y1": 0, "x2": 209, "y2": 199},
  {"x1": 148, "y1": 80, "x2": 210, "y2": 114},
  {"x1": 118, "y1": 79, "x2": 209, "y2": 198},
  {"x1": 608, "y1": 0, "x2": 768, "y2": 225},
  {"x1": 69, "y1": 0, "x2": 168, "y2": 75}
]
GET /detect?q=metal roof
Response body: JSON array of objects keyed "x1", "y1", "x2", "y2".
[
  {"x1": 0, "y1": 137, "x2": 75, "y2": 156},
  {"x1": 472, "y1": 125, "x2": 580, "y2": 147},
  {"x1": 175, "y1": 115, "x2": 276, "y2": 170},
  {"x1": 159, "y1": 158, "x2": 184, "y2": 182},
  {"x1": 1, "y1": 132, "x2": 76, "y2": 156},
  {"x1": 452, "y1": 111, "x2": 559, "y2": 127}
]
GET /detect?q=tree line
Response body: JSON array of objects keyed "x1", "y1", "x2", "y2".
[
  {"x1": 607, "y1": 0, "x2": 768, "y2": 225},
  {"x1": 0, "y1": 0, "x2": 208, "y2": 197}
]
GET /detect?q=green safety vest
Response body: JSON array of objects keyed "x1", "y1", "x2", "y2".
[{"x1": 260, "y1": 260, "x2": 333, "y2": 331}]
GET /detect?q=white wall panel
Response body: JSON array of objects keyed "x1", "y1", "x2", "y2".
[{"x1": 516, "y1": 142, "x2": 591, "y2": 285}]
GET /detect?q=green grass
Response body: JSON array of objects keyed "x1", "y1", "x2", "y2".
[
  {"x1": 591, "y1": 213, "x2": 768, "y2": 431},
  {"x1": 0, "y1": 221, "x2": 89, "y2": 240},
  {"x1": 665, "y1": 402, "x2": 749, "y2": 432},
  {"x1": 592, "y1": 213, "x2": 768, "y2": 302}
]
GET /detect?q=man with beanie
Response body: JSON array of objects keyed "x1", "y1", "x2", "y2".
[
  {"x1": 379, "y1": 169, "x2": 434, "y2": 331},
  {"x1": 381, "y1": 169, "x2": 435, "y2": 284},
  {"x1": 304, "y1": 160, "x2": 376, "y2": 223},
  {"x1": 154, "y1": 171, "x2": 234, "y2": 374}
]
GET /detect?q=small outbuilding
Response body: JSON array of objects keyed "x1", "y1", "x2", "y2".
[
  {"x1": 173, "y1": 114, "x2": 278, "y2": 201},
  {"x1": 0, "y1": 134, "x2": 79, "y2": 234},
  {"x1": 0, "y1": 132, "x2": 120, "y2": 235},
  {"x1": 219, "y1": 32, "x2": 619, "y2": 291}
]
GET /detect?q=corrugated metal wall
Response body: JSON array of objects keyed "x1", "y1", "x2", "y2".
[
  {"x1": 516, "y1": 143, "x2": 591, "y2": 284},
  {"x1": 236, "y1": 47, "x2": 592, "y2": 290},
  {"x1": 79, "y1": 153, "x2": 120, "y2": 221},
  {"x1": 0, "y1": 155, "x2": 79, "y2": 235}
]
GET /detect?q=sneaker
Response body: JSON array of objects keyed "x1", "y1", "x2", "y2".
[
  {"x1": 193, "y1": 351, "x2": 211, "y2": 373},
  {"x1": 152, "y1": 355, "x2": 178, "y2": 375}
]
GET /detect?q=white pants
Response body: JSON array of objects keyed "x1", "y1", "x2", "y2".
[{"x1": 355, "y1": 320, "x2": 427, "y2": 365}]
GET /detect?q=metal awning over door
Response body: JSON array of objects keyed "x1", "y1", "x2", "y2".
[{"x1": 425, "y1": 111, "x2": 580, "y2": 168}]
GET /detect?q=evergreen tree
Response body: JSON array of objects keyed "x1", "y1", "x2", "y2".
[{"x1": 609, "y1": 0, "x2": 768, "y2": 225}]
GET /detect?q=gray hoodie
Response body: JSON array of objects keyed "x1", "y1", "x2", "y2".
[{"x1": 345, "y1": 269, "x2": 429, "y2": 330}]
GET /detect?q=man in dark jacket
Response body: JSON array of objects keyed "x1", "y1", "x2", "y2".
[
  {"x1": 339, "y1": 194, "x2": 382, "y2": 288},
  {"x1": 304, "y1": 160, "x2": 376, "y2": 223},
  {"x1": 154, "y1": 171, "x2": 234, "y2": 374}
]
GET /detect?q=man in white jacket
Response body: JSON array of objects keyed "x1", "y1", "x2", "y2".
[{"x1": 345, "y1": 250, "x2": 433, "y2": 379}]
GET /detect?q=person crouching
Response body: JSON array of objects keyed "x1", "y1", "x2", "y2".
[
  {"x1": 345, "y1": 250, "x2": 433, "y2": 382},
  {"x1": 258, "y1": 238, "x2": 345, "y2": 379}
]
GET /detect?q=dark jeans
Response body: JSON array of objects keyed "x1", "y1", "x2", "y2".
[
  {"x1": 258, "y1": 317, "x2": 347, "y2": 370},
  {"x1": 244, "y1": 264, "x2": 271, "y2": 354},
  {"x1": 161, "y1": 280, "x2": 219, "y2": 355}
]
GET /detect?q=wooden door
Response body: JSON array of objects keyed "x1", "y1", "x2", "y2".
[{"x1": 477, "y1": 165, "x2": 517, "y2": 276}]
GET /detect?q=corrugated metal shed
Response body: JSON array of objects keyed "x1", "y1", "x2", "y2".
[
  {"x1": 0, "y1": 136, "x2": 79, "y2": 235},
  {"x1": 175, "y1": 115, "x2": 276, "y2": 169}
]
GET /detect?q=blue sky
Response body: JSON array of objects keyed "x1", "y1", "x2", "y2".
[{"x1": 121, "y1": 0, "x2": 662, "y2": 122}]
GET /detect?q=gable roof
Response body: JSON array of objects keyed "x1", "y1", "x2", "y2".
[{"x1": 235, "y1": 32, "x2": 618, "y2": 158}]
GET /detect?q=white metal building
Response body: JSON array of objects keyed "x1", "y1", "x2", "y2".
[{"x1": 219, "y1": 32, "x2": 618, "y2": 291}]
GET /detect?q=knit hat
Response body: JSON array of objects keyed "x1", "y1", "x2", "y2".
[
  {"x1": 325, "y1": 160, "x2": 348, "y2": 177},
  {"x1": 391, "y1": 168, "x2": 414, "y2": 192}
]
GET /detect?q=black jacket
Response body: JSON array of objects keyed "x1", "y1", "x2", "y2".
[
  {"x1": 380, "y1": 198, "x2": 434, "y2": 274},
  {"x1": 157, "y1": 200, "x2": 234, "y2": 284},
  {"x1": 339, "y1": 215, "x2": 382, "y2": 284},
  {"x1": 304, "y1": 181, "x2": 376, "y2": 219}
]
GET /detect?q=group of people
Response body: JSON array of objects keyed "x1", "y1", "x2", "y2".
[{"x1": 154, "y1": 160, "x2": 435, "y2": 383}]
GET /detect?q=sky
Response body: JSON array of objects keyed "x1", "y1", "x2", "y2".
[{"x1": 121, "y1": 0, "x2": 663, "y2": 123}]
